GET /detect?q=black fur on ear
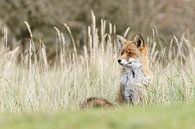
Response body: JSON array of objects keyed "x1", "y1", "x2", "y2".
[
  {"x1": 116, "y1": 35, "x2": 126, "y2": 49},
  {"x1": 133, "y1": 34, "x2": 145, "y2": 48}
]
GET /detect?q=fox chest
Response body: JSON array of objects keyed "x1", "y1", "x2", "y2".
[
  {"x1": 120, "y1": 70, "x2": 148, "y2": 104},
  {"x1": 120, "y1": 70, "x2": 147, "y2": 86}
]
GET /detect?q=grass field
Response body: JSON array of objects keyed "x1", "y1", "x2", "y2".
[
  {"x1": 1, "y1": 103, "x2": 195, "y2": 129},
  {"x1": 0, "y1": 12, "x2": 194, "y2": 113},
  {"x1": 0, "y1": 10, "x2": 194, "y2": 129}
]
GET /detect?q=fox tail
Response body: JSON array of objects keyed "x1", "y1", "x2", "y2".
[{"x1": 81, "y1": 97, "x2": 113, "y2": 109}]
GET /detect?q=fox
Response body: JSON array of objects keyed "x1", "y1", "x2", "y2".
[
  {"x1": 115, "y1": 34, "x2": 152, "y2": 104},
  {"x1": 81, "y1": 34, "x2": 152, "y2": 108}
]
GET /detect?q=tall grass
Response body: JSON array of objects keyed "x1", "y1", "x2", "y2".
[{"x1": 0, "y1": 12, "x2": 194, "y2": 112}]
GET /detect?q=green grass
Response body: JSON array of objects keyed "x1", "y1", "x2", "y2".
[{"x1": 1, "y1": 103, "x2": 195, "y2": 129}]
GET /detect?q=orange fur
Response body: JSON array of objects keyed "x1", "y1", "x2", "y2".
[
  {"x1": 139, "y1": 46, "x2": 152, "y2": 77},
  {"x1": 81, "y1": 97, "x2": 113, "y2": 108}
]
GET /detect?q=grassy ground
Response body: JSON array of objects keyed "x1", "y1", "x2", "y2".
[
  {"x1": 1, "y1": 103, "x2": 195, "y2": 129},
  {"x1": 0, "y1": 13, "x2": 194, "y2": 112}
]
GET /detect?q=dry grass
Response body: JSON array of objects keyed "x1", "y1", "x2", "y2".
[{"x1": 0, "y1": 12, "x2": 194, "y2": 112}]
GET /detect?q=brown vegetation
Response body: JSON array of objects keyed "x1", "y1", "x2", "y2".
[{"x1": 1, "y1": 0, "x2": 195, "y2": 49}]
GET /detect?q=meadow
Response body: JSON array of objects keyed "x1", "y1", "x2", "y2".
[
  {"x1": 1, "y1": 103, "x2": 195, "y2": 129},
  {"x1": 0, "y1": 11, "x2": 194, "y2": 113}
]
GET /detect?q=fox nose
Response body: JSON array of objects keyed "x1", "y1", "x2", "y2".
[{"x1": 118, "y1": 59, "x2": 121, "y2": 64}]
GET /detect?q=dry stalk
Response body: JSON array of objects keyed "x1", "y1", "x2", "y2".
[
  {"x1": 63, "y1": 23, "x2": 77, "y2": 55},
  {"x1": 39, "y1": 39, "x2": 48, "y2": 71}
]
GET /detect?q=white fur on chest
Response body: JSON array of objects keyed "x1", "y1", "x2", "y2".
[
  {"x1": 119, "y1": 61, "x2": 149, "y2": 104},
  {"x1": 120, "y1": 67, "x2": 148, "y2": 87}
]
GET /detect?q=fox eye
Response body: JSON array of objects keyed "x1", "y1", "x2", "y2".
[
  {"x1": 121, "y1": 50, "x2": 124, "y2": 55},
  {"x1": 126, "y1": 51, "x2": 131, "y2": 54}
]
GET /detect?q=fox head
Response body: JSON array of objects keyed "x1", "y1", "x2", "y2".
[{"x1": 116, "y1": 34, "x2": 148, "y2": 67}]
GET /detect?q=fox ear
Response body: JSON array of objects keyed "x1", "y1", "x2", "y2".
[
  {"x1": 116, "y1": 35, "x2": 126, "y2": 49},
  {"x1": 133, "y1": 34, "x2": 145, "y2": 48}
]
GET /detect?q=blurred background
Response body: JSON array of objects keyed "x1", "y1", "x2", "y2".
[{"x1": 0, "y1": 0, "x2": 195, "y2": 49}]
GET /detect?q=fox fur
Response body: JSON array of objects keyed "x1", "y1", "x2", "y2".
[{"x1": 81, "y1": 97, "x2": 113, "y2": 108}]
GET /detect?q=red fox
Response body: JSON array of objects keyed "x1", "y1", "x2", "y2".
[
  {"x1": 116, "y1": 34, "x2": 152, "y2": 104},
  {"x1": 81, "y1": 34, "x2": 152, "y2": 108}
]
